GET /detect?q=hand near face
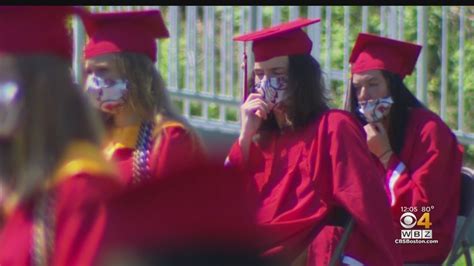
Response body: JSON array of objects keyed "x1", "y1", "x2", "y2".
[
  {"x1": 240, "y1": 92, "x2": 274, "y2": 140},
  {"x1": 364, "y1": 122, "x2": 392, "y2": 157}
]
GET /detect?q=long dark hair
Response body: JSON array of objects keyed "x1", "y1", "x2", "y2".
[
  {"x1": 249, "y1": 54, "x2": 329, "y2": 133},
  {"x1": 345, "y1": 70, "x2": 425, "y2": 155}
]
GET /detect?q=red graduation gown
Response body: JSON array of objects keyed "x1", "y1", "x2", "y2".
[
  {"x1": 383, "y1": 108, "x2": 462, "y2": 263},
  {"x1": 92, "y1": 161, "x2": 260, "y2": 265},
  {"x1": 226, "y1": 110, "x2": 402, "y2": 265},
  {"x1": 0, "y1": 141, "x2": 122, "y2": 266},
  {"x1": 309, "y1": 108, "x2": 463, "y2": 265},
  {"x1": 104, "y1": 116, "x2": 204, "y2": 185}
]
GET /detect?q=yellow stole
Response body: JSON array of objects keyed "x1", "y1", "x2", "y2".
[
  {"x1": 1, "y1": 141, "x2": 117, "y2": 219},
  {"x1": 103, "y1": 114, "x2": 186, "y2": 161}
]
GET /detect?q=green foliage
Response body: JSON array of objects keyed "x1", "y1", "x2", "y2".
[
  {"x1": 226, "y1": 106, "x2": 238, "y2": 122},
  {"x1": 190, "y1": 101, "x2": 202, "y2": 117},
  {"x1": 208, "y1": 103, "x2": 220, "y2": 119}
]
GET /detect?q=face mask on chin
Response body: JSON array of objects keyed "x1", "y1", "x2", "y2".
[
  {"x1": 357, "y1": 96, "x2": 393, "y2": 123},
  {"x1": 85, "y1": 74, "x2": 129, "y2": 113},
  {"x1": 0, "y1": 81, "x2": 22, "y2": 138}
]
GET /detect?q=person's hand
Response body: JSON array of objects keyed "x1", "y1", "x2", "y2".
[
  {"x1": 364, "y1": 122, "x2": 392, "y2": 158},
  {"x1": 239, "y1": 92, "x2": 273, "y2": 142}
]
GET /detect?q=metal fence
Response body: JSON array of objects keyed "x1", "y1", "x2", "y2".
[{"x1": 73, "y1": 6, "x2": 474, "y2": 144}]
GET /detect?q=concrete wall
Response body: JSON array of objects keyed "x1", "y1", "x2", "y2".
[{"x1": 196, "y1": 128, "x2": 238, "y2": 163}]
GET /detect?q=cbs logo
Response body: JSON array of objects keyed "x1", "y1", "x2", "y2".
[
  {"x1": 400, "y1": 212, "x2": 417, "y2": 229},
  {"x1": 400, "y1": 212, "x2": 432, "y2": 229}
]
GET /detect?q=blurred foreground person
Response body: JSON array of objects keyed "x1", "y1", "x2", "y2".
[
  {"x1": 0, "y1": 6, "x2": 122, "y2": 266},
  {"x1": 94, "y1": 161, "x2": 276, "y2": 266}
]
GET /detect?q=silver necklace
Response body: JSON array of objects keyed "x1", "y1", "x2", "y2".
[
  {"x1": 132, "y1": 120, "x2": 155, "y2": 184},
  {"x1": 31, "y1": 192, "x2": 55, "y2": 266}
]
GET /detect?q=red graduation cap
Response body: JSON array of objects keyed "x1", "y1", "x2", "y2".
[
  {"x1": 0, "y1": 6, "x2": 82, "y2": 60},
  {"x1": 234, "y1": 17, "x2": 320, "y2": 62},
  {"x1": 349, "y1": 33, "x2": 422, "y2": 79},
  {"x1": 233, "y1": 18, "x2": 320, "y2": 100},
  {"x1": 83, "y1": 10, "x2": 169, "y2": 62}
]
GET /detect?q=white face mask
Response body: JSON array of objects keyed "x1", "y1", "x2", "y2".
[
  {"x1": 253, "y1": 76, "x2": 288, "y2": 106},
  {"x1": 0, "y1": 81, "x2": 22, "y2": 138},
  {"x1": 85, "y1": 74, "x2": 128, "y2": 113},
  {"x1": 357, "y1": 96, "x2": 393, "y2": 123}
]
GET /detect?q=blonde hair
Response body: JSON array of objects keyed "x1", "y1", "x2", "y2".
[
  {"x1": 104, "y1": 52, "x2": 204, "y2": 152},
  {"x1": 106, "y1": 52, "x2": 185, "y2": 124},
  {"x1": 0, "y1": 54, "x2": 104, "y2": 199}
]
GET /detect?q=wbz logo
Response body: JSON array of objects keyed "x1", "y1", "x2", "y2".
[
  {"x1": 401, "y1": 229, "x2": 432, "y2": 239},
  {"x1": 400, "y1": 212, "x2": 433, "y2": 239}
]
